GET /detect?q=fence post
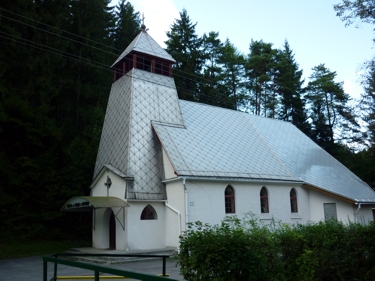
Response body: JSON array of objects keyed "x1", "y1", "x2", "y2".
[
  {"x1": 53, "y1": 262, "x2": 57, "y2": 280},
  {"x1": 162, "y1": 257, "x2": 166, "y2": 276},
  {"x1": 95, "y1": 270, "x2": 99, "y2": 281},
  {"x1": 43, "y1": 260, "x2": 47, "y2": 281}
]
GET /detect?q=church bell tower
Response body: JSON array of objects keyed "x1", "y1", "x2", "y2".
[{"x1": 93, "y1": 24, "x2": 184, "y2": 200}]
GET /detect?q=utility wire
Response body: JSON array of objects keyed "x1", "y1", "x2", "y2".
[
  {"x1": 1, "y1": 7, "x2": 334, "y2": 118},
  {"x1": 0, "y1": 7, "x2": 122, "y2": 53}
]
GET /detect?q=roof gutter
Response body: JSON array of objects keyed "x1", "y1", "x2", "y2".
[{"x1": 162, "y1": 176, "x2": 303, "y2": 185}]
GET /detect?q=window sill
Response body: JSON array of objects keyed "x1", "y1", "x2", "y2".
[
  {"x1": 260, "y1": 213, "x2": 272, "y2": 220},
  {"x1": 290, "y1": 213, "x2": 302, "y2": 219}
]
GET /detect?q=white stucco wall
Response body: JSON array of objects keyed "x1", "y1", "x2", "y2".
[
  {"x1": 165, "y1": 179, "x2": 312, "y2": 231},
  {"x1": 308, "y1": 189, "x2": 355, "y2": 222},
  {"x1": 126, "y1": 201, "x2": 166, "y2": 250},
  {"x1": 90, "y1": 169, "x2": 126, "y2": 198},
  {"x1": 308, "y1": 189, "x2": 375, "y2": 223},
  {"x1": 90, "y1": 168, "x2": 374, "y2": 251},
  {"x1": 187, "y1": 180, "x2": 310, "y2": 225},
  {"x1": 162, "y1": 149, "x2": 176, "y2": 180},
  {"x1": 92, "y1": 208, "x2": 110, "y2": 249},
  {"x1": 91, "y1": 170, "x2": 128, "y2": 250},
  {"x1": 165, "y1": 181, "x2": 185, "y2": 248},
  {"x1": 357, "y1": 206, "x2": 375, "y2": 223}
]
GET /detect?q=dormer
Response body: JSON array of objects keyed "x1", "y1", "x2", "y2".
[{"x1": 111, "y1": 24, "x2": 176, "y2": 82}]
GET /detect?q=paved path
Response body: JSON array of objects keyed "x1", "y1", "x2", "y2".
[{"x1": 0, "y1": 256, "x2": 184, "y2": 281}]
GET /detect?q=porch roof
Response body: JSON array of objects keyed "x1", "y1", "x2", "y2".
[{"x1": 61, "y1": 196, "x2": 130, "y2": 212}]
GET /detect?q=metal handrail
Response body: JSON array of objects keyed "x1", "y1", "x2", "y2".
[{"x1": 43, "y1": 253, "x2": 182, "y2": 281}]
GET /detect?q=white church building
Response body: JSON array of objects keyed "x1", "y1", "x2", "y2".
[{"x1": 61, "y1": 25, "x2": 375, "y2": 251}]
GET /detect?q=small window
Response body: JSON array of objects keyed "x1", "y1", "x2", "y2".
[
  {"x1": 260, "y1": 187, "x2": 269, "y2": 213},
  {"x1": 155, "y1": 61, "x2": 162, "y2": 74},
  {"x1": 140, "y1": 204, "x2": 157, "y2": 220},
  {"x1": 136, "y1": 56, "x2": 152, "y2": 72},
  {"x1": 225, "y1": 185, "x2": 235, "y2": 214},
  {"x1": 290, "y1": 188, "x2": 298, "y2": 213},
  {"x1": 324, "y1": 203, "x2": 337, "y2": 221},
  {"x1": 155, "y1": 61, "x2": 170, "y2": 76},
  {"x1": 162, "y1": 63, "x2": 169, "y2": 76}
]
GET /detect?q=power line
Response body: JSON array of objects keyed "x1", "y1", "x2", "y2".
[
  {"x1": 0, "y1": 7, "x2": 123, "y2": 53},
  {"x1": 1, "y1": 7, "x2": 362, "y2": 126}
]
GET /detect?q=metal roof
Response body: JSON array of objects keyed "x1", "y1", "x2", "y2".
[
  {"x1": 61, "y1": 196, "x2": 130, "y2": 212},
  {"x1": 153, "y1": 100, "x2": 375, "y2": 203},
  {"x1": 93, "y1": 69, "x2": 184, "y2": 200},
  {"x1": 111, "y1": 30, "x2": 175, "y2": 68}
]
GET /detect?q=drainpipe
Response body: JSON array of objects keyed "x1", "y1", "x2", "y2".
[
  {"x1": 355, "y1": 203, "x2": 362, "y2": 223},
  {"x1": 183, "y1": 177, "x2": 189, "y2": 227}
]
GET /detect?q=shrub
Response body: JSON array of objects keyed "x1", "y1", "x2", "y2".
[{"x1": 176, "y1": 214, "x2": 375, "y2": 281}]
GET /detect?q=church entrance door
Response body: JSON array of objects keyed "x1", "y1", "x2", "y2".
[{"x1": 109, "y1": 211, "x2": 116, "y2": 250}]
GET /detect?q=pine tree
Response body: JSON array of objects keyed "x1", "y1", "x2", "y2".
[
  {"x1": 113, "y1": 0, "x2": 140, "y2": 51},
  {"x1": 0, "y1": 0, "x2": 78, "y2": 237},
  {"x1": 0, "y1": 0, "x2": 119, "y2": 239},
  {"x1": 200, "y1": 31, "x2": 226, "y2": 106},
  {"x1": 305, "y1": 64, "x2": 360, "y2": 152},
  {"x1": 165, "y1": 9, "x2": 203, "y2": 101},
  {"x1": 361, "y1": 62, "x2": 375, "y2": 145},
  {"x1": 220, "y1": 39, "x2": 245, "y2": 110},
  {"x1": 245, "y1": 40, "x2": 279, "y2": 116},
  {"x1": 277, "y1": 41, "x2": 311, "y2": 135}
]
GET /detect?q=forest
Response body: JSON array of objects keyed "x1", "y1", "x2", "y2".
[{"x1": 0, "y1": 0, "x2": 374, "y2": 240}]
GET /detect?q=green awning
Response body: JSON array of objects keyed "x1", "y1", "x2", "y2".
[{"x1": 61, "y1": 196, "x2": 130, "y2": 212}]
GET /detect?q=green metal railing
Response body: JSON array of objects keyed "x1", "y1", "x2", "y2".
[{"x1": 43, "y1": 253, "x2": 182, "y2": 281}]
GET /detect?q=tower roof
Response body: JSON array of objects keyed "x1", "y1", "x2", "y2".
[{"x1": 111, "y1": 29, "x2": 175, "y2": 68}]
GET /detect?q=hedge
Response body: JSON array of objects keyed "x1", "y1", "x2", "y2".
[{"x1": 176, "y1": 214, "x2": 375, "y2": 281}]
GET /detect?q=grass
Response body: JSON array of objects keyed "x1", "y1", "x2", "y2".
[{"x1": 0, "y1": 239, "x2": 91, "y2": 260}]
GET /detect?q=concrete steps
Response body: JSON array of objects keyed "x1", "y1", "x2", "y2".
[{"x1": 62, "y1": 247, "x2": 177, "y2": 264}]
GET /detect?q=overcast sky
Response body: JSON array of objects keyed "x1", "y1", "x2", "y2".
[{"x1": 114, "y1": 0, "x2": 375, "y2": 100}]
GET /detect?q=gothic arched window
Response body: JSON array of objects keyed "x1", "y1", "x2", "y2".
[
  {"x1": 225, "y1": 185, "x2": 236, "y2": 214},
  {"x1": 290, "y1": 188, "x2": 298, "y2": 213},
  {"x1": 260, "y1": 187, "x2": 269, "y2": 213},
  {"x1": 140, "y1": 204, "x2": 158, "y2": 220}
]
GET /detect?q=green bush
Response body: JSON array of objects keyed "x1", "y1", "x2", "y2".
[{"x1": 176, "y1": 214, "x2": 375, "y2": 281}]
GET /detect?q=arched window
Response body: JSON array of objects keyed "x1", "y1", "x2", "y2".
[
  {"x1": 290, "y1": 188, "x2": 298, "y2": 213},
  {"x1": 140, "y1": 204, "x2": 158, "y2": 220},
  {"x1": 260, "y1": 187, "x2": 269, "y2": 213},
  {"x1": 225, "y1": 185, "x2": 235, "y2": 214}
]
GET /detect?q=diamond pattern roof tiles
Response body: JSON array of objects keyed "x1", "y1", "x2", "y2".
[
  {"x1": 94, "y1": 69, "x2": 183, "y2": 200},
  {"x1": 153, "y1": 100, "x2": 375, "y2": 203}
]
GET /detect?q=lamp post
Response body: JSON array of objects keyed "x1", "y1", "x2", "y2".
[{"x1": 105, "y1": 176, "x2": 112, "y2": 196}]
